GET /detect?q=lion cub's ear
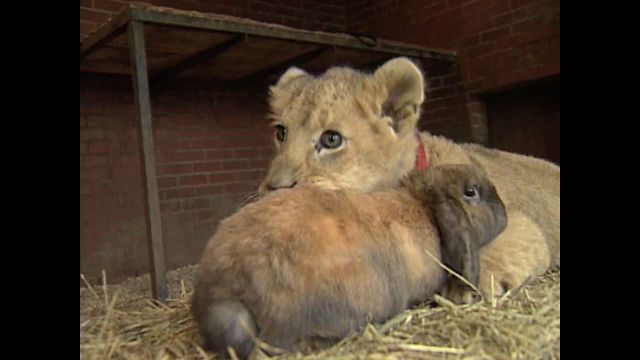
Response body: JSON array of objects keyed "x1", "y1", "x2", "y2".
[
  {"x1": 374, "y1": 57, "x2": 425, "y2": 134},
  {"x1": 269, "y1": 67, "x2": 311, "y2": 116}
]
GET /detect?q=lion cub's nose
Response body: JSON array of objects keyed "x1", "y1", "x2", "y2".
[{"x1": 266, "y1": 180, "x2": 298, "y2": 191}]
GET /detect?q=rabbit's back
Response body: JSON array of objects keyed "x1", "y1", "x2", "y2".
[{"x1": 193, "y1": 186, "x2": 445, "y2": 349}]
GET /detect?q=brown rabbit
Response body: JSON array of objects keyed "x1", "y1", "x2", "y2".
[
  {"x1": 192, "y1": 164, "x2": 506, "y2": 358},
  {"x1": 402, "y1": 163, "x2": 507, "y2": 303}
]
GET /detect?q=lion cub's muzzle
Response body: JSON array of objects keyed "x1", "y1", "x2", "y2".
[
  {"x1": 258, "y1": 176, "x2": 299, "y2": 195},
  {"x1": 265, "y1": 180, "x2": 298, "y2": 192}
]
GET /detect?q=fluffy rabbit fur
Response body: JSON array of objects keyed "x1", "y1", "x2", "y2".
[{"x1": 192, "y1": 164, "x2": 506, "y2": 358}]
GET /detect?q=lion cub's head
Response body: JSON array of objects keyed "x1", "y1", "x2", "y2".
[{"x1": 259, "y1": 57, "x2": 426, "y2": 195}]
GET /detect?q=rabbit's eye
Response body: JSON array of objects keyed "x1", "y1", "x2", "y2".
[{"x1": 463, "y1": 185, "x2": 479, "y2": 199}]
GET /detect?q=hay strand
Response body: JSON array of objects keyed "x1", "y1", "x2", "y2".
[{"x1": 80, "y1": 265, "x2": 560, "y2": 360}]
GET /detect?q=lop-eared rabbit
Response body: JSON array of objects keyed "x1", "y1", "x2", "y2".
[{"x1": 192, "y1": 164, "x2": 507, "y2": 358}]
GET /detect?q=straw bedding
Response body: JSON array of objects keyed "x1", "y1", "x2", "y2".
[{"x1": 80, "y1": 264, "x2": 559, "y2": 360}]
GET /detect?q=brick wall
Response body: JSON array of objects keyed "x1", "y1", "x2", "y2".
[
  {"x1": 80, "y1": 0, "x2": 559, "y2": 283},
  {"x1": 80, "y1": 74, "x2": 273, "y2": 283},
  {"x1": 347, "y1": 0, "x2": 560, "y2": 142},
  {"x1": 80, "y1": 0, "x2": 348, "y2": 41}
]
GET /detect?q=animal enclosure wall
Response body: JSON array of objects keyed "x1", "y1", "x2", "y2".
[
  {"x1": 80, "y1": 74, "x2": 272, "y2": 284},
  {"x1": 80, "y1": 0, "x2": 560, "y2": 284},
  {"x1": 348, "y1": 0, "x2": 560, "y2": 143},
  {"x1": 485, "y1": 76, "x2": 560, "y2": 164}
]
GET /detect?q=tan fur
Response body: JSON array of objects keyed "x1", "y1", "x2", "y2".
[
  {"x1": 478, "y1": 212, "x2": 550, "y2": 296},
  {"x1": 261, "y1": 57, "x2": 560, "y2": 299},
  {"x1": 193, "y1": 186, "x2": 445, "y2": 354},
  {"x1": 193, "y1": 164, "x2": 507, "y2": 357}
]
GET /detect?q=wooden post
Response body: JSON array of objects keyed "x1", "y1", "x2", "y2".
[{"x1": 128, "y1": 20, "x2": 168, "y2": 302}]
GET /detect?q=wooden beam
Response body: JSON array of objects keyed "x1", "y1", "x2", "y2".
[
  {"x1": 151, "y1": 34, "x2": 247, "y2": 83},
  {"x1": 234, "y1": 46, "x2": 331, "y2": 85},
  {"x1": 128, "y1": 4, "x2": 457, "y2": 62},
  {"x1": 80, "y1": 10, "x2": 130, "y2": 59},
  {"x1": 128, "y1": 20, "x2": 168, "y2": 303}
]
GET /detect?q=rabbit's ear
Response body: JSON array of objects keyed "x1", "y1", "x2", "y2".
[{"x1": 432, "y1": 202, "x2": 480, "y2": 287}]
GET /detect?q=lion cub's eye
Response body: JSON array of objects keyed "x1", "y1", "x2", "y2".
[
  {"x1": 275, "y1": 125, "x2": 287, "y2": 142},
  {"x1": 319, "y1": 130, "x2": 343, "y2": 149}
]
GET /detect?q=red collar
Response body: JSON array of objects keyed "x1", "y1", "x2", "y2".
[{"x1": 415, "y1": 135, "x2": 428, "y2": 170}]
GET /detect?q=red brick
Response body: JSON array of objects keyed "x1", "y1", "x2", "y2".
[
  {"x1": 461, "y1": 0, "x2": 493, "y2": 16},
  {"x1": 448, "y1": 0, "x2": 478, "y2": 8},
  {"x1": 491, "y1": 6, "x2": 528, "y2": 27},
  {"x1": 93, "y1": 0, "x2": 127, "y2": 12},
  {"x1": 190, "y1": 139, "x2": 220, "y2": 150},
  {"x1": 248, "y1": 1, "x2": 274, "y2": 14},
  {"x1": 81, "y1": 155, "x2": 108, "y2": 167},
  {"x1": 195, "y1": 185, "x2": 226, "y2": 196},
  {"x1": 80, "y1": 168, "x2": 109, "y2": 180},
  {"x1": 80, "y1": 8, "x2": 111, "y2": 23},
  {"x1": 225, "y1": 182, "x2": 257, "y2": 194},
  {"x1": 512, "y1": 16, "x2": 545, "y2": 34},
  {"x1": 481, "y1": 25, "x2": 511, "y2": 42},
  {"x1": 80, "y1": 21, "x2": 96, "y2": 36},
  {"x1": 179, "y1": 175, "x2": 208, "y2": 186},
  {"x1": 248, "y1": 159, "x2": 270, "y2": 169},
  {"x1": 160, "y1": 201, "x2": 181, "y2": 213},
  {"x1": 442, "y1": 74, "x2": 463, "y2": 86},
  {"x1": 80, "y1": 129, "x2": 105, "y2": 141},
  {"x1": 423, "y1": 107, "x2": 460, "y2": 121},
  {"x1": 468, "y1": 42, "x2": 497, "y2": 57},
  {"x1": 173, "y1": 129, "x2": 211, "y2": 139},
  {"x1": 467, "y1": 101, "x2": 486, "y2": 114},
  {"x1": 458, "y1": 35, "x2": 480, "y2": 48},
  {"x1": 234, "y1": 170, "x2": 263, "y2": 182},
  {"x1": 509, "y1": 0, "x2": 531, "y2": 10},
  {"x1": 157, "y1": 140, "x2": 190, "y2": 153},
  {"x1": 194, "y1": 161, "x2": 222, "y2": 173},
  {"x1": 157, "y1": 177, "x2": 177, "y2": 188},
  {"x1": 163, "y1": 187, "x2": 196, "y2": 200},
  {"x1": 112, "y1": 154, "x2": 140, "y2": 167},
  {"x1": 175, "y1": 212, "x2": 194, "y2": 226},
  {"x1": 80, "y1": 0, "x2": 92, "y2": 7},
  {"x1": 493, "y1": 0, "x2": 510, "y2": 14},
  {"x1": 197, "y1": 209, "x2": 215, "y2": 220},
  {"x1": 80, "y1": 183, "x2": 98, "y2": 196},
  {"x1": 112, "y1": 166, "x2": 141, "y2": 179},
  {"x1": 81, "y1": 143, "x2": 88, "y2": 154},
  {"x1": 182, "y1": 198, "x2": 212, "y2": 210},
  {"x1": 233, "y1": 148, "x2": 259, "y2": 159},
  {"x1": 522, "y1": 27, "x2": 556, "y2": 44},
  {"x1": 157, "y1": 151, "x2": 205, "y2": 163},
  {"x1": 157, "y1": 163, "x2": 194, "y2": 175},
  {"x1": 222, "y1": 160, "x2": 249, "y2": 171},
  {"x1": 424, "y1": 1, "x2": 448, "y2": 16},
  {"x1": 430, "y1": 86, "x2": 458, "y2": 99},
  {"x1": 88, "y1": 141, "x2": 109, "y2": 154},
  {"x1": 208, "y1": 173, "x2": 237, "y2": 184},
  {"x1": 219, "y1": 135, "x2": 267, "y2": 148},
  {"x1": 258, "y1": 147, "x2": 273, "y2": 159},
  {"x1": 105, "y1": 128, "x2": 137, "y2": 141},
  {"x1": 205, "y1": 149, "x2": 233, "y2": 160}
]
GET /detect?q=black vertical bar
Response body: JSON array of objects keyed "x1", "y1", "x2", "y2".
[{"x1": 128, "y1": 20, "x2": 168, "y2": 302}]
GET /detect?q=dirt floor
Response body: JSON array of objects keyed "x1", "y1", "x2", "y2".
[{"x1": 80, "y1": 265, "x2": 559, "y2": 360}]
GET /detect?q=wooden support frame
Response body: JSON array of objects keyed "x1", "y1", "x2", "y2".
[
  {"x1": 80, "y1": 10, "x2": 129, "y2": 59},
  {"x1": 234, "y1": 46, "x2": 332, "y2": 85},
  {"x1": 127, "y1": 4, "x2": 456, "y2": 62},
  {"x1": 151, "y1": 34, "x2": 247, "y2": 83},
  {"x1": 128, "y1": 20, "x2": 168, "y2": 303}
]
